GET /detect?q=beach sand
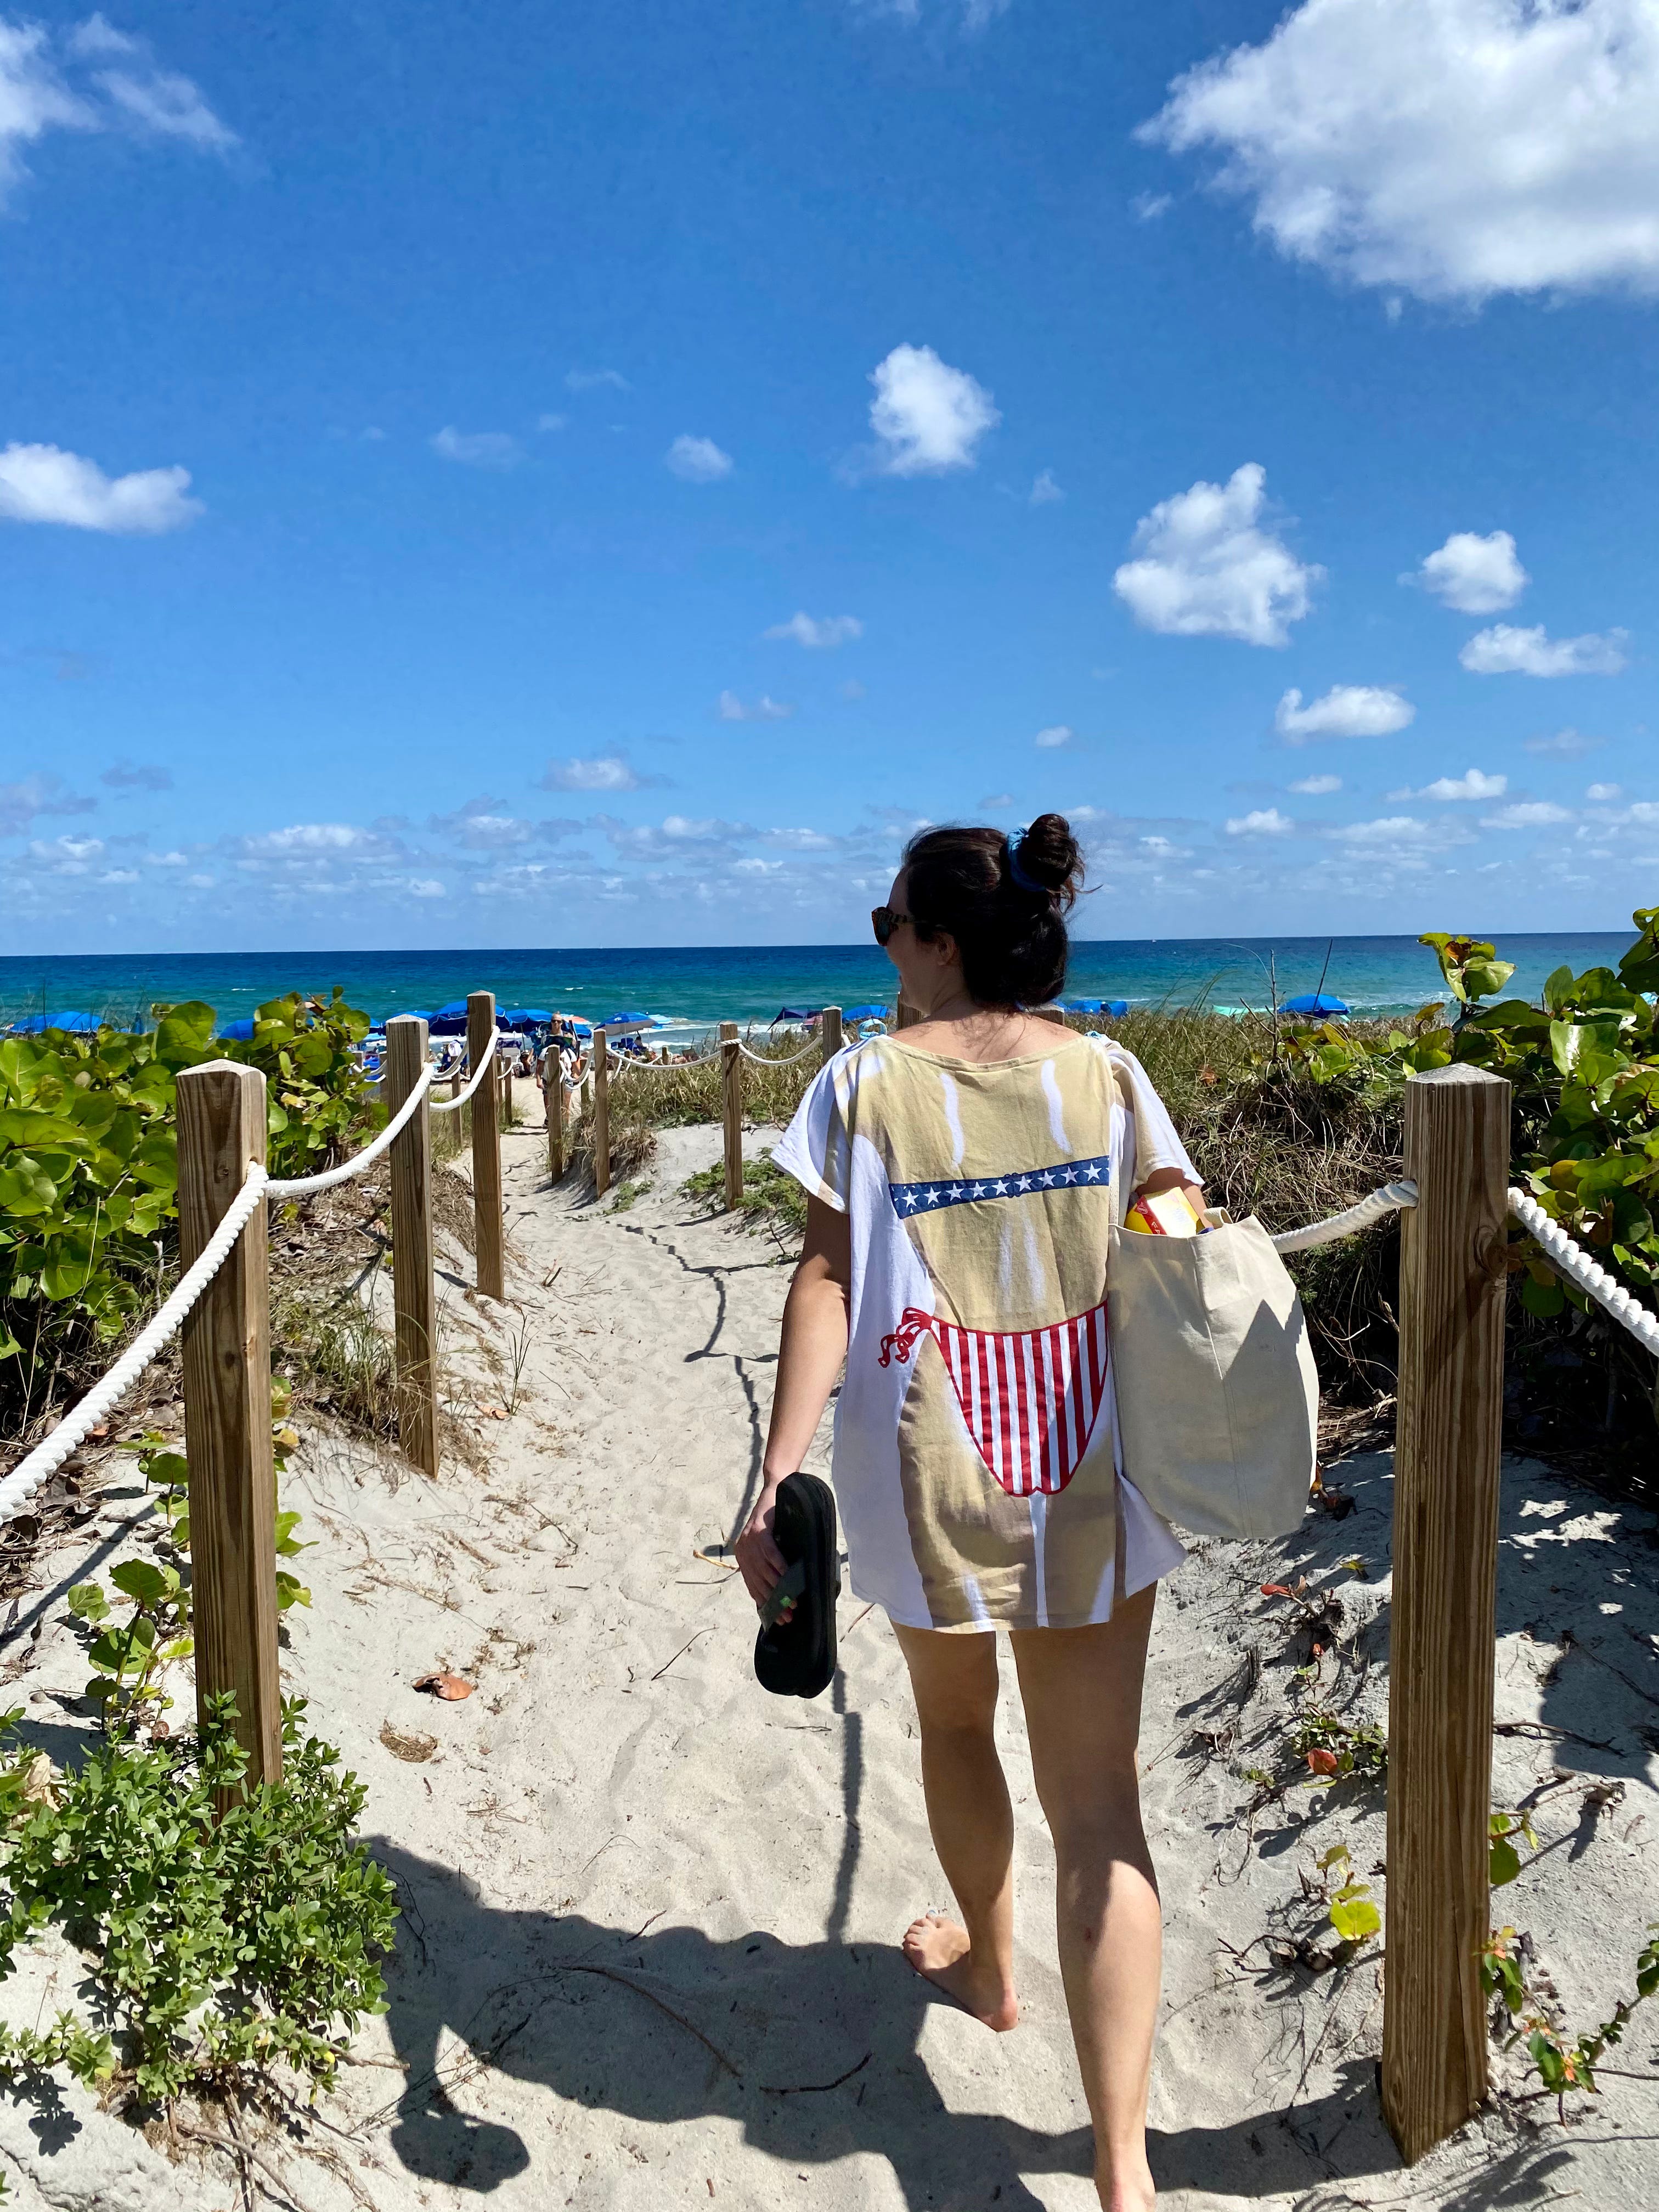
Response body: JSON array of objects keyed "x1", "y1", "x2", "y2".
[{"x1": 2, "y1": 1102, "x2": 1657, "y2": 2208}]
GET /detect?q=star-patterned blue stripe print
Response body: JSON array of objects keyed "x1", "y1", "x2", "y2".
[{"x1": 888, "y1": 1154, "x2": 1113, "y2": 1216}]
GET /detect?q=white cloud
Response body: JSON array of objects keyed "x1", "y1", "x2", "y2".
[
  {"x1": 407, "y1": 878, "x2": 446, "y2": 899},
  {"x1": 27, "y1": 833, "x2": 103, "y2": 872},
  {"x1": 867, "y1": 343, "x2": 1000, "y2": 477},
  {"x1": 1029, "y1": 469, "x2": 1063, "y2": 506},
  {"x1": 1460, "y1": 624, "x2": 1628, "y2": 676},
  {"x1": 1034, "y1": 725, "x2": 1074, "y2": 749},
  {"x1": 1481, "y1": 800, "x2": 1575, "y2": 829},
  {"x1": 102, "y1": 758, "x2": 172, "y2": 790},
  {"x1": 864, "y1": 2, "x2": 1013, "y2": 36},
  {"x1": 1338, "y1": 815, "x2": 1427, "y2": 845},
  {"x1": 1276, "y1": 682, "x2": 1413, "y2": 741},
  {"x1": 97, "y1": 866, "x2": 138, "y2": 884},
  {"x1": 0, "y1": 441, "x2": 201, "y2": 532},
  {"x1": 537, "y1": 413, "x2": 567, "y2": 432},
  {"x1": 240, "y1": 822, "x2": 391, "y2": 859},
  {"x1": 1133, "y1": 190, "x2": 1173, "y2": 221},
  {"x1": 1289, "y1": 773, "x2": 1341, "y2": 795},
  {"x1": 1225, "y1": 807, "x2": 1293, "y2": 836},
  {"x1": 0, "y1": 16, "x2": 232, "y2": 205},
  {"x1": 840, "y1": 678, "x2": 866, "y2": 701},
  {"x1": 1525, "y1": 726, "x2": 1602, "y2": 757},
  {"x1": 1141, "y1": 0, "x2": 1659, "y2": 304},
  {"x1": 538, "y1": 754, "x2": 645, "y2": 793},
  {"x1": 430, "y1": 426, "x2": 522, "y2": 469},
  {"x1": 666, "y1": 434, "x2": 732, "y2": 483},
  {"x1": 565, "y1": 368, "x2": 630, "y2": 393},
  {"x1": 1113, "y1": 464, "x2": 1319, "y2": 647},
  {"x1": 718, "y1": 690, "x2": 795, "y2": 721},
  {"x1": 1586, "y1": 782, "x2": 1623, "y2": 801},
  {"x1": 1411, "y1": 529, "x2": 1528, "y2": 613},
  {"x1": 764, "y1": 612, "x2": 862, "y2": 649},
  {"x1": 73, "y1": 15, "x2": 235, "y2": 150},
  {"x1": 0, "y1": 771, "x2": 96, "y2": 833},
  {"x1": 1416, "y1": 769, "x2": 1508, "y2": 801}
]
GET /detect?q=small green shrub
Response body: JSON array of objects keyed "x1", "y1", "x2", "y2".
[
  {"x1": 682, "y1": 1148, "x2": 808, "y2": 1239},
  {"x1": 0, "y1": 1694, "x2": 397, "y2": 2104}
]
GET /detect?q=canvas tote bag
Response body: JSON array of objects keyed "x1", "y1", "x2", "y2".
[{"x1": 1103, "y1": 1065, "x2": 1319, "y2": 1538}]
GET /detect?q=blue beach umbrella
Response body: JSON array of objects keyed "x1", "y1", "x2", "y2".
[
  {"x1": 503, "y1": 1007, "x2": 553, "y2": 1027},
  {"x1": 842, "y1": 1003, "x2": 888, "y2": 1023},
  {"x1": 215, "y1": 1017, "x2": 257, "y2": 1041},
  {"x1": 13, "y1": 1011, "x2": 100, "y2": 1034},
  {"x1": 1283, "y1": 992, "x2": 1351, "y2": 1017},
  {"x1": 772, "y1": 1006, "x2": 820, "y2": 1024}
]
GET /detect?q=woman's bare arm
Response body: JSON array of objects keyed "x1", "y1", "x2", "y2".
[{"x1": 735, "y1": 1195, "x2": 850, "y2": 1608}]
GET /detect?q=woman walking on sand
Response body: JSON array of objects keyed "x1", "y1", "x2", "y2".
[{"x1": 737, "y1": 815, "x2": 1203, "y2": 2212}]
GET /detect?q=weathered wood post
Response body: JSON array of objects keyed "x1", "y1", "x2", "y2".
[
  {"x1": 386, "y1": 1017, "x2": 439, "y2": 1479},
  {"x1": 720, "y1": 1020, "x2": 743, "y2": 1208},
  {"x1": 592, "y1": 1028, "x2": 611, "y2": 1197},
  {"x1": 546, "y1": 1042, "x2": 566, "y2": 1181},
  {"x1": 896, "y1": 997, "x2": 920, "y2": 1030},
  {"x1": 469, "y1": 991, "x2": 505, "y2": 1300},
  {"x1": 1383, "y1": 1063, "x2": 1512, "y2": 2163},
  {"x1": 821, "y1": 1006, "x2": 843, "y2": 1064},
  {"x1": 176, "y1": 1062, "x2": 281, "y2": 1795}
]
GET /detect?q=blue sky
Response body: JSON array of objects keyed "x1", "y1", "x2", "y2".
[{"x1": 4, "y1": 0, "x2": 1658, "y2": 952}]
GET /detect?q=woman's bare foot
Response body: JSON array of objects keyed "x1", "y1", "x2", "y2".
[
  {"x1": 1096, "y1": 2160, "x2": 1156, "y2": 2212},
  {"x1": 901, "y1": 1913, "x2": 1019, "y2": 2030}
]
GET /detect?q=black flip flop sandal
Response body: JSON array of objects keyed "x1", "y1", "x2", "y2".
[{"x1": 753, "y1": 1472, "x2": 838, "y2": 1699}]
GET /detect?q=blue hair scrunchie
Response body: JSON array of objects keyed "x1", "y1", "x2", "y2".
[{"x1": 1005, "y1": 829, "x2": 1050, "y2": 899}]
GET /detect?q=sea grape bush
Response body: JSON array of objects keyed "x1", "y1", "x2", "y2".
[
  {"x1": 1280, "y1": 910, "x2": 1659, "y2": 1313},
  {"x1": 0, "y1": 1694, "x2": 398, "y2": 2103},
  {"x1": 0, "y1": 991, "x2": 370, "y2": 1424}
]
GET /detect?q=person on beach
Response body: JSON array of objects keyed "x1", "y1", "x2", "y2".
[{"x1": 737, "y1": 814, "x2": 1201, "y2": 2212}]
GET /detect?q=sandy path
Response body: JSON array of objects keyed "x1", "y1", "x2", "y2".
[{"x1": 3, "y1": 1109, "x2": 1658, "y2": 2209}]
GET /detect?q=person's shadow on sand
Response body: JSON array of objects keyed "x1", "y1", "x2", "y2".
[{"x1": 371, "y1": 1842, "x2": 1419, "y2": 2207}]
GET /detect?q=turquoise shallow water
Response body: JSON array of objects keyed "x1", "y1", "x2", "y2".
[{"x1": 0, "y1": 933, "x2": 1634, "y2": 1033}]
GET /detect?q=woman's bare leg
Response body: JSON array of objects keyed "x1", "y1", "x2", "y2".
[
  {"x1": 1011, "y1": 1588, "x2": 1160, "y2": 2212},
  {"x1": 891, "y1": 1623, "x2": 1019, "y2": 2030}
]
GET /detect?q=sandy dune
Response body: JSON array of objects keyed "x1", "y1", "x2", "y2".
[{"x1": 2, "y1": 1108, "x2": 1657, "y2": 2209}]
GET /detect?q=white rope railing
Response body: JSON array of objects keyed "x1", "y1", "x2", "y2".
[
  {"x1": 1270, "y1": 1180, "x2": 1418, "y2": 1254},
  {"x1": 429, "y1": 1038, "x2": 498, "y2": 1115},
  {"x1": 267, "y1": 1061, "x2": 436, "y2": 1195},
  {"x1": 1, "y1": 1056, "x2": 448, "y2": 1522},
  {"x1": 737, "y1": 1037, "x2": 820, "y2": 1066},
  {"x1": 608, "y1": 1051, "x2": 715, "y2": 1075},
  {"x1": 0, "y1": 1166, "x2": 270, "y2": 1521},
  {"x1": 1506, "y1": 1186, "x2": 1659, "y2": 1355}
]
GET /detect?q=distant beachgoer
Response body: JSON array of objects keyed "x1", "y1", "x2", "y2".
[{"x1": 738, "y1": 814, "x2": 1200, "y2": 2212}]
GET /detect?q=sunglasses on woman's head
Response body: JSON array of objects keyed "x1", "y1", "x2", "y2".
[{"x1": 871, "y1": 906, "x2": 915, "y2": 946}]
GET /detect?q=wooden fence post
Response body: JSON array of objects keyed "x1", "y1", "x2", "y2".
[
  {"x1": 896, "y1": 997, "x2": 919, "y2": 1030},
  {"x1": 1383, "y1": 1064, "x2": 1512, "y2": 2163},
  {"x1": 720, "y1": 1021, "x2": 743, "y2": 1208},
  {"x1": 821, "y1": 1006, "x2": 843, "y2": 1064},
  {"x1": 176, "y1": 1062, "x2": 281, "y2": 1796},
  {"x1": 469, "y1": 991, "x2": 505, "y2": 1300},
  {"x1": 546, "y1": 1046, "x2": 566, "y2": 1180},
  {"x1": 386, "y1": 1017, "x2": 439, "y2": 1479},
  {"x1": 593, "y1": 1029, "x2": 611, "y2": 1197}
]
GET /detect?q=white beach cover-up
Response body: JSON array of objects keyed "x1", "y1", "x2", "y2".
[{"x1": 772, "y1": 1031, "x2": 1196, "y2": 1633}]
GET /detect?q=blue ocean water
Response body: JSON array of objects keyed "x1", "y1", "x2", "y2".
[{"x1": 0, "y1": 933, "x2": 1634, "y2": 1034}]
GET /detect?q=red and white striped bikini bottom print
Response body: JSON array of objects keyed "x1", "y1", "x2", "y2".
[{"x1": 877, "y1": 1303, "x2": 1109, "y2": 1499}]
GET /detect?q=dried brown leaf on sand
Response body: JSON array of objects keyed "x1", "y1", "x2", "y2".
[{"x1": 379, "y1": 1722, "x2": 438, "y2": 1762}]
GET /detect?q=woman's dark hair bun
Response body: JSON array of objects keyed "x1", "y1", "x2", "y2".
[
  {"x1": 1012, "y1": 812, "x2": 1084, "y2": 906},
  {"x1": 900, "y1": 814, "x2": 1085, "y2": 1009}
]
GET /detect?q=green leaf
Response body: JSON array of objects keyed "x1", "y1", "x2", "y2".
[
  {"x1": 67, "y1": 1582, "x2": 110, "y2": 1624},
  {"x1": 1489, "y1": 1836, "x2": 1522, "y2": 1887},
  {"x1": 109, "y1": 1560, "x2": 176, "y2": 1608},
  {"x1": 1330, "y1": 1892, "x2": 1381, "y2": 1943},
  {"x1": 1521, "y1": 1273, "x2": 1566, "y2": 1319},
  {"x1": 0, "y1": 1156, "x2": 61, "y2": 1216}
]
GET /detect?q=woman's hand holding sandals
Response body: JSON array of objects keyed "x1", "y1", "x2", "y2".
[{"x1": 736, "y1": 1480, "x2": 794, "y2": 1618}]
